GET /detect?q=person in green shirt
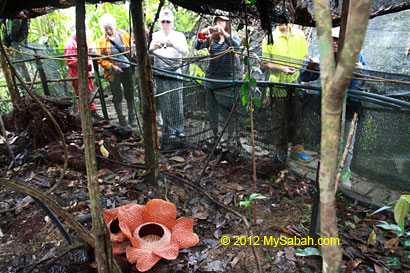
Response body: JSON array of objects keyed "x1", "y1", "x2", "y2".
[{"x1": 262, "y1": 18, "x2": 311, "y2": 163}]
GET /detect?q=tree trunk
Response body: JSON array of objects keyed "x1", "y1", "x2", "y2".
[
  {"x1": 75, "y1": 1, "x2": 116, "y2": 273},
  {"x1": 313, "y1": 0, "x2": 372, "y2": 272},
  {"x1": 0, "y1": 49, "x2": 20, "y2": 103},
  {"x1": 130, "y1": 0, "x2": 159, "y2": 186}
]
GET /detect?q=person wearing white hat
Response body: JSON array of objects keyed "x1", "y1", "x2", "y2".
[
  {"x1": 149, "y1": 8, "x2": 188, "y2": 140},
  {"x1": 331, "y1": 26, "x2": 365, "y2": 69}
]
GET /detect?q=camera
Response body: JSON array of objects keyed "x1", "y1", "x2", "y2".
[
  {"x1": 209, "y1": 27, "x2": 217, "y2": 33},
  {"x1": 161, "y1": 42, "x2": 167, "y2": 49}
]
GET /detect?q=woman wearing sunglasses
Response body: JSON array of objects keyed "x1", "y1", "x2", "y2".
[{"x1": 149, "y1": 8, "x2": 188, "y2": 141}]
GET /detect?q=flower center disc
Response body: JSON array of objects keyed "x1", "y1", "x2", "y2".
[{"x1": 135, "y1": 222, "x2": 171, "y2": 251}]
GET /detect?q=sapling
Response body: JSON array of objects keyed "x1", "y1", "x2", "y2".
[{"x1": 236, "y1": 193, "x2": 267, "y2": 224}]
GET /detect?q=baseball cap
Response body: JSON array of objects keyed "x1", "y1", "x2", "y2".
[{"x1": 159, "y1": 9, "x2": 174, "y2": 22}]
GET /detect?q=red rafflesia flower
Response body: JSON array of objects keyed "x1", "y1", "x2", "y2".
[{"x1": 103, "y1": 199, "x2": 199, "y2": 272}]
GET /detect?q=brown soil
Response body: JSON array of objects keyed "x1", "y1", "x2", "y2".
[{"x1": 0, "y1": 96, "x2": 407, "y2": 273}]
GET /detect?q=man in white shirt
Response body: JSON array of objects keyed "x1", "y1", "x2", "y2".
[{"x1": 150, "y1": 9, "x2": 188, "y2": 140}]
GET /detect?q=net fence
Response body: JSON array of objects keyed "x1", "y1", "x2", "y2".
[{"x1": 3, "y1": 38, "x2": 410, "y2": 192}]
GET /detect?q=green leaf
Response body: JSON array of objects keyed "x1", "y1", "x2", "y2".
[
  {"x1": 376, "y1": 223, "x2": 404, "y2": 236},
  {"x1": 401, "y1": 238, "x2": 410, "y2": 247},
  {"x1": 400, "y1": 195, "x2": 410, "y2": 203},
  {"x1": 238, "y1": 201, "x2": 250, "y2": 208},
  {"x1": 244, "y1": 56, "x2": 249, "y2": 65},
  {"x1": 342, "y1": 170, "x2": 351, "y2": 182},
  {"x1": 237, "y1": 23, "x2": 244, "y2": 31},
  {"x1": 253, "y1": 97, "x2": 261, "y2": 108},
  {"x1": 249, "y1": 193, "x2": 267, "y2": 202},
  {"x1": 345, "y1": 221, "x2": 356, "y2": 229},
  {"x1": 295, "y1": 247, "x2": 322, "y2": 256},
  {"x1": 372, "y1": 205, "x2": 393, "y2": 215},
  {"x1": 244, "y1": 72, "x2": 250, "y2": 81},
  {"x1": 250, "y1": 78, "x2": 257, "y2": 88},
  {"x1": 394, "y1": 197, "x2": 409, "y2": 226},
  {"x1": 353, "y1": 215, "x2": 361, "y2": 224},
  {"x1": 242, "y1": 96, "x2": 247, "y2": 106},
  {"x1": 240, "y1": 84, "x2": 248, "y2": 95},
  {"x1": 387, "y1": 257, "x2": 401, "y2": 267}
]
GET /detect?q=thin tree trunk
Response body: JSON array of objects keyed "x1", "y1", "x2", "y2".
[
  {"x1": 131, "y1": 0, "x2": 159, "y2": 186},
  {"x1": 313, "y1": 0, "x2": 372, "y2": 272},
  {"x1": 75, "y1": 1, "x2": 117, "y2": 273},
  {"x1": 0, "y1": 49, "x2": 20, "y2": 103}
]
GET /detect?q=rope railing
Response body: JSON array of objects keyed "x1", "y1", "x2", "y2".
[{"x1": 5, "y1": 45, "x2": 410, "y2": 87}]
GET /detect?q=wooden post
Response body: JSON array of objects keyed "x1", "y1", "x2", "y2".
[
  {"x1": 34, "y1": 54, "x2": 50, "y2": 96},
  {"x1": 131, "y1": 0, "x2": 159, "y2": 185}
]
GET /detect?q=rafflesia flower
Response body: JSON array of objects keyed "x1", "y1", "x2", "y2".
[{"x1": 103, "y1": 199, "x2": 199, "y2": 272}]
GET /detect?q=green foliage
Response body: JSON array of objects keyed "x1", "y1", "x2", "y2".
[
  {"x1": 236, "y1": 193, "x2": 267, "y2": 224},
  {"x1": 0, "y1": 77, "x2": 12, "y2": 114},
  {"x1": 394, "y1": 197, "x2": 409, "y2": 229},
  {"x1": 189, "y1": 64, "x2": 205, "y2": 83},
  {"x1": 86, "y1": 3, "x2": 131, "y2": 44},
  {"x1": 387, "y1": 257, "x2": 401, "y2": 267},
  {"x1": 237, "y1": 193, "x2": 267, "y2": 208},
  {"x1": 370, "y1": 195, "x2": 410, "y2": 262},
  {"x1": 28, "y1": 10, "x2": 72, "y2": 47},
  {"x1": 337, "y1": 170, "x2": 351, "y2": 182}
]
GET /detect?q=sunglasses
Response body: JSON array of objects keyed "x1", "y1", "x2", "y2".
[{"x1": 161, "y1": 20, "x2": 171, "y2": 24}]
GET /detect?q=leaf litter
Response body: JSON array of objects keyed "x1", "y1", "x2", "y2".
[{"x1": 0, "y1": 99, "x2": 409, "y2": 272}]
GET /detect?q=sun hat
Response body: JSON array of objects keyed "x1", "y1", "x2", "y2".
[{"x1": 159, "y1": 8, "x2": 174, "y2": 22}]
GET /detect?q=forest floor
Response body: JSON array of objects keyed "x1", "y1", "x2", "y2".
[{"x1": 0, "y1": 96, "x2": 408, "y2": 273}]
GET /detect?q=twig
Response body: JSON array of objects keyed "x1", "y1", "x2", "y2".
[
  {"x1": 0, "y1": 39, "x2": 69, "y2": 195},
  {"x1": 163, "y1": 171, "x2": 263, "y2": 273},
  {"x1": 0, "y1": 177, "x2": 123, "y2": 273},
  {"x1": 335, "y1": 112, "x2": 359, "y2": 192},
  {"x1": 1, "y1": 177, "x2": 94, "y2": 245},
  {"x1": 196, "y1": 96, "x2": 240, "y2": 186},
  {"x1": 243, "y1": 1, "x2": 259, "y2": 227},
  {"x1": 27, "y1": 243, "x2": 87, "y2": 273}
]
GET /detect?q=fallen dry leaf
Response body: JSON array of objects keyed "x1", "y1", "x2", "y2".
[
  {"x1": 193, "y1": 211, "x2": 209, "y2": 220},
  {"x1": 384, "y1": 237, "x2": 400, "y2": 251},
  {"x1": 225, "y1": 182, "x2": 244, "y2": 191}
]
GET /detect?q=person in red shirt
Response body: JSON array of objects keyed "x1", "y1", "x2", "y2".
[{"x1": 64, "y1": 21, "x2": 98, "y2": 115}]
